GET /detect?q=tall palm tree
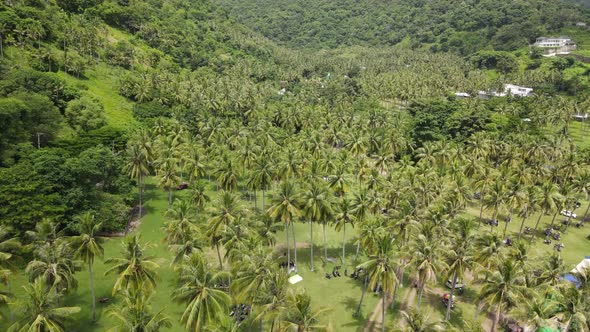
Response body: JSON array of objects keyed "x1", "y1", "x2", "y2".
[
  {"x1": 172, "y1": 253, "x2": 231, "y2": 332},
  {"x1": 163, "y1": 199, "x2": 197, "y2": 245},
  {"x1": 249, "y1": 158, "x2": 274, "y2": 209},
  {"x1": 410, "y1": 232, "x2": 448, "y2": 308},
  {"x1": 444, "y1": 220, "x2": 475, "y2": 321},
  {"x1": 477, "y1": 259, "x2": 527, "y2": 332},
  {"x1": 125, "y1": 142, "x2": 151, "y2": 221},
  {"x1": 25, "y1": 241, "x2": 80, "y2": 296},
  {"x1": 107, "y1": 288, "x2": 172, "y2": 332},
  {"x1": 69, "y1": 213, "x2": 104, "y2": 322},
  {"x1": 358, "y1": 235, "x2": 399, "y2": 332},
  {"x1": 399, "y1": 307, "x2": 443, "y2": 332},
  {"x1": 573, "y1": 169, "x2": 590, "y2": 222},
  {"x1": 301, "y1": 182, "x2": 334, "y2": 271},
  {"x1": 555, "y1": 285, "x2": 590, "y2": 332},
  {"x1": 351, "y1": 188, "x2": 372, "y2": 260},
  {"x1": 9, "y1": 277, "x2": 80, "y2": 332},
  {"x1": 530, "y1": 181, "x2": 561, "y2": 243},
  {"x1": 156, "y1": 159, "x2": 181, "y2": 207},
  {"x1": 105, "y1": 235, "x2": 159, "y2": 296},
  {"x1": 267, "y1": 181, "x2": 301, "y2": 272},
  {"x1": 206, "y1": 191, "x2": 243, "y2": 270},
  {"x1": 281, "y1": 288, "x2": 330, "y2": 332},
  {"x1": 483, "y1": 180, "x2": 507, "y2": 232},
  {"x1": 334, "y1": 197, "x2": 356, "y2": 264}
]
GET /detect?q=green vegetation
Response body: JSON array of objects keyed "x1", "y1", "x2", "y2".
[
  {"x1": 216, "y1": 0, "x2": 586, "y2": 52},
  {"x1": 1, "y1": 0, "x2": 590, "y2": 331}
]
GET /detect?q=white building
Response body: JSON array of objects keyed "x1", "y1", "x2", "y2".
[
  {"x1": 478, "y1": 84, "x2": 533, "y2": 99},
  {"x1": 504, "y1": 84, "x2": 533, "y2": 97},
  {"x1": 533, "y1": 37, "x2": 576, "y2": 54},
  {"x1": 454, "y1": 92, "x2": 471, "y2": 98}
]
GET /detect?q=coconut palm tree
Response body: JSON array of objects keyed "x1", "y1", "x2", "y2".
[
  {"x1": 69, "y1": 213, "x2": 104, "y2": 322},
  {"x1": 249, "y1": 158, "x2": 274, "y2": 209},
  {"x1": 267, "y1": 181, "x2": 301, "y2": 272},
  {"x1": 281, "y1": 288, "x2": 330, "y2": 332},
  {"x1": 410, "y1": 230, "x2": 448, "y2": 308},
  {"x1": 104, "y1": 235, "x2": 159, "y2": 295},
  {"x1": 399, "y1": 307, "x2": 443, "y2": 332},
  {"x1": 301, "y1": 182, "x2": 334, "y2": 271},
  {"x1": 573, "y1": 169, "x2": 590, "y2": 222},
  {"x1": 358, "y1": 235, "x2": 399, "y2": 332},
  {"x1": 156, "y1": 159, "x2": 181, "y2": 207},
  {"x1": 478, "y1": 258, "x2": 527, "y2": 332},
  {"x1": 9, "y1": 277, "x2": 80, "y2": 332},
  {"x1": 444, "y1": 220, "x2": 475, "y2": 321},
  {"x1": 125, "y1": 142, "x2": 151, "y2": 221},
  {"x1": 530, "y1": 181, "x2": 562, "y2": 243},
  {"x1": 107, "y1": 288, "x2": 172, "y2": 332},
  {"x1": 555, "y1": 284, "x2": 590, "y2": 332},
  {"x1": 206, "y1": 191, "x2": 243, "y2": 270},
  {"x1": 163, "y1": 198, "x2": 197, "y2": 245},
  {"x1": 25, "y1": 241, "x2": 80, "y2": 296},
  {"x1": 334, "y1": 197, "x2": 356, "y2": 264},
  {"x1": 173, "y1": 253, "x2": 231, "y2": 332}
]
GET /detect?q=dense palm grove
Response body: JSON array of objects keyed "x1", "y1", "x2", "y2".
[{"x1": 0, "y1": 0, "x2": 590, "y2": 331}]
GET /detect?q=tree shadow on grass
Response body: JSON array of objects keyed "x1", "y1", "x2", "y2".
[{"x1": 340, "y1": 296, "x2": 367, "y2": 330}]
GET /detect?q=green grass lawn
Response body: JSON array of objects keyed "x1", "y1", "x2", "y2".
[{"x1": 3, "y1": 177, "x2": 590, "y2": 331}]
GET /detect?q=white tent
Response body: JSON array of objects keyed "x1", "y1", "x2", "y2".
[
  {"x1": 571, "y1": 257, "x2": 590, "y2": 274},
  {"x1": 288, "y1": 274, "x2": 303, "y2": 285}
]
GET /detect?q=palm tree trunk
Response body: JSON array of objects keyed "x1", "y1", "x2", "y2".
[
  {"x1": 342, "y1": 222, "x2": 346, "y2": 264},
  {"x1": 564, "y1": 317, "x2": 572, "y2": 332},
  {"x1": 286, "y1": 222, "x2": 291, "y2": 270},
  {"x1": 89, "y1": 261, "x2": 96, "y2": 321},
  {"x1": 216, "y1": 242, "x2": 223, "y2": 270},
  {"x1": 478, "y1": 194, "x2": 484, "y2": 228},
  {"x1": 354, "y1": 240, "x2": 360, "y2": 261},
  {"x1": 262, "y1": 189, "x2": 265, "y2": 210},
  {"x1": 291, "y1": 221, "x2": 298, "y2": 273},
  {"x1": 381, "y1": 291, "x2": 386, "y2": 332},
  {"x1": 502, "y1": 211, "x2": 512, "y2": 238},
  {"x1": 491, "y1": 304, "x2": 501, "y2": 332},
  {"x1": 138, "y1": 174, "x2": 143, "y2": 221},
  {"x1": 549, "y1": 211, "x2": 558, "y2": 228},
  {"x1": 7, "y1": 280, "x2": 12, "y2": 323},
  {"x1": 579, "y1": 200, "x2": 590, "y2": 223},
  {"x1": 445, "y1": 274, "x2": 456, "y2": 321},
  {"x1": 530, "y1": 210, "x2": 545, "y2": 244},
  {"x1": 309, "y1": 220, "x2": 314, "y2": 271},
  {"x1": 322, "y1": 221, "x2": 327, "y2": 263},
  {"x1": 168, "y1": 188, "x2": 173, "y2": 207},
  {"x1": 417, "y1": 283, "x2": 425, "y2": 308},
  {"x1": 517, "y1": 214, "x2": 528, "y2": 241},
  {"x1": 354, "y1": 274, "x2": 368, "y2": 317}
]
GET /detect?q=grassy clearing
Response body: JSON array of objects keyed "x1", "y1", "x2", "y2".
[{"x1": 56, "y1": 63, "x2": 136, "y2": 129}]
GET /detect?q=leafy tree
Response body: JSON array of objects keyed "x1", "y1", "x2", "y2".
[{"x1": 64, "y1": 96, "x2": 107, "y2": 132}]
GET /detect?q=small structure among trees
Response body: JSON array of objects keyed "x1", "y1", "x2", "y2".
[{"x1": 533, "y1": 37, "x2": 577, "y2": 55}]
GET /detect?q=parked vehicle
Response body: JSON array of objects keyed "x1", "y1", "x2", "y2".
[{"x1": 560, "y1": 210, "x2": 577, "y2": 219}]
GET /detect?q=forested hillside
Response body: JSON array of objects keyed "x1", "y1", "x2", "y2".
[
  {"x1": 216, "y1": 0, "x2": 586, "y2": 52},
  {"x1": 1, "y1": 0, "x2": 590, "y2": 331}
]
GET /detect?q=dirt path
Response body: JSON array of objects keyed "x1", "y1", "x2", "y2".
[{"x1": 364, "y1": 284, "x2": 417, "y2": 332}]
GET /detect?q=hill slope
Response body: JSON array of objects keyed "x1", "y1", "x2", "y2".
[{"x1": 215, "y1": 0, "x2": 587, "y2": 53}]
